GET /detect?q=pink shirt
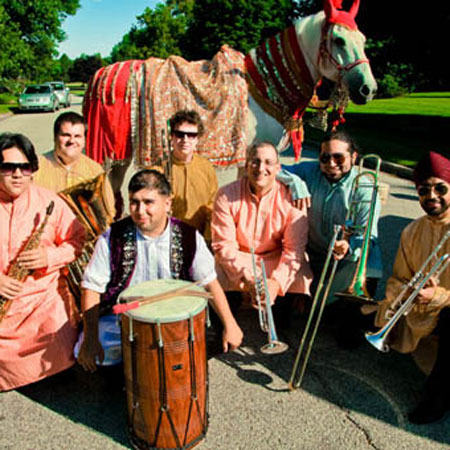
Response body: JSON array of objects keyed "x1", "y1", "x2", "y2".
[
  {"x1": 0, "y1": 184, "x2": 85, "y2": 391},
  {"x1": 212, "y1": 178, "x2": 312, "y2": 295}
]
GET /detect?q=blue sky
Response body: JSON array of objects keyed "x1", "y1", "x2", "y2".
[{"x1": 58, "y1": 0, "x2": 158, "y2": 58}]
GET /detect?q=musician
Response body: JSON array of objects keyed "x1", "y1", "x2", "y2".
[
  {"x1": 33, "y1": 111, "x2": 115, "y2": 216},
  {"x1": 0, "y1": 133, "x2": 85, "y2": 391},
  {"x1": 282, "y1": 131, "x2": 382, "y2": 347},
  {"x1": 168, "y1": 110, "x2": 218, "y2": 242},
  {"x1": 77, "y1": 169, "x2": 242, "y2": 372},
  {"x1": 211, "y1": 141, "x2": 312, "y2": 330},
  {"x1": 375, "y1": 151, "x2": 450, "y2": 424}
]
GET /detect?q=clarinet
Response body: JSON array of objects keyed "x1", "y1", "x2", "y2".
[{"x1": 0, "y1": 201, "x2": 55, "y2": 323}]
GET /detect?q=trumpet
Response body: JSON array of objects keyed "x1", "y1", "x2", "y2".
[
  {"x1": 366, "y1": 231, "x2": 450, "y2": 352},
  {"x1": 335, "y1": 154, "x2": 381, "y2": 304},
  {"x1": 250, "y1": 248, "x2": 288, "y2": 355}
]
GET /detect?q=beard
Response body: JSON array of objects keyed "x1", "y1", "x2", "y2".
[{"x1": 422, "y1": 198, "x2": 450, "y2": 217}]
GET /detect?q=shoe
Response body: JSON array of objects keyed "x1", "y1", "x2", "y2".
[{"x1": 408, "y1": 394, "x2": 450, "y2": 425}]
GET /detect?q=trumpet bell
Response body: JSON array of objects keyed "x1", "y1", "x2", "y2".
[
  {"x1": 365, "y1": 330, "x2": 389, "y2": 352},
  {"x1": 260, "y1": 340, "x2": 289, "y2": 355}
]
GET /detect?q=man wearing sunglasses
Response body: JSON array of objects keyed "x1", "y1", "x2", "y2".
[
  {"x1": 281, "y1": 131, "x2": 382, "y2": 347},
  {"x1": 374, "y1": 150, "x2": 450, "y2": 424},
  {"x1": 0, "y1": 133, "x2": 85, "y2": 391},
  {"x1": 168, "y1": 110, "x2": 218, "y2": 243}
]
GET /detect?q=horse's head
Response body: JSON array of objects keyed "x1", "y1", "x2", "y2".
[
  {"x1": 300, "y1": 0, "x2": 377, "y2": 105},
  {"x1": 318, "y1": 21, "x2": 377, "y2": 104}
]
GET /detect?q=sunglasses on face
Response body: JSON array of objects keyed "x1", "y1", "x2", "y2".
[
  {"x1": 0, "y1": 162, "x2": 33, "y2": 176},
  {"x1": 319, "y1": 152, "x2": 347, "y2": 165},
  {"x1": 417, "y1": 183, "x2": 449, "y2": 197},
  {"x1": 172, "y1": 130, "x2": 199, "y2": 140}
]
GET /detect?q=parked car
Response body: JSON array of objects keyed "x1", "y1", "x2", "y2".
[
  {"x1": 45, "y1": 81, "x2": 71, "y2": 107},
  {"x1": 18, "y1": 84, "x2": 59, "y2": 112}
]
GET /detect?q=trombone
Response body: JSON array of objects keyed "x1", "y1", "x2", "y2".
[
  {"x1": 289, "y1": 154, "x2": 381, "y2": 389},
  {"x1": 250, "y1": 248, "x2": 288, "y2": 355},
  {"x1": 335, "y1": 154, "x2": 381, "y2": 304},
  {"x1": 366, "y1": 231, "x2": 450, "y2": 352},
  {"x1": 288, "y1": 225, "x2": 342, "y2": 390}
]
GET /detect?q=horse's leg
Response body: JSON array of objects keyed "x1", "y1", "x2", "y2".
[{"x1": 108, "y1": 157, "x2": 132, "y2": 219}]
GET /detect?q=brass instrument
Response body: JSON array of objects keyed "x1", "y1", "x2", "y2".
[
  {"x1": 250, "y1": 248, "x2": 288, "y2": 354},
  {"x1": 335, "y1": 154, "x2": 381, "y2": 304},
  {"x1": 59, "y1": 173, "x2": 114, "y2": 302},
  {"x1": 0, "y1": 201, "x2": 55, "y2": 324},
  {"x1": 161, "y1": 122, "x2": 172, "y2": 182},
  {"x1": 288, "y1": 225, "x2": 341, "y2": 390},
  {"x1": 288, "y1": 154, "x2": 382, "y2": 389},
  {"x1": 366, "y1": 231, "x2": 450, "y2": 352}
]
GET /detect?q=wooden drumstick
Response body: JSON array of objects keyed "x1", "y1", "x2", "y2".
[{"x1": 112, "y1": 282, "x2": 211, "y2": 314}]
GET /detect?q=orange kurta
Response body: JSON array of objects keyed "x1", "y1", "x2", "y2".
[
  {"x1": 0, "y1": 184, "x2": 85, "y2": 391},
  {"x1": 212, "y1": 178, "x2": 312, "y2": 295}
]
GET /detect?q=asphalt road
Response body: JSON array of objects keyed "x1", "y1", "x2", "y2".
[{"x1": 0, "y1": 104, "x2": 449, "y2": 450}]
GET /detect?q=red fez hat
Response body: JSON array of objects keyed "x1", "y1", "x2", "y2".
[
  {"x1": 413, "y1": 151, "x2": 450, "y2": 186},
  {"x1": 324, "y1": 0, "x2": 360, "y2": 31}
]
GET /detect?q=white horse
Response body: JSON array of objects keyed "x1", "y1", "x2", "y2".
[{"x1": 84, "y1": 0, "x2": 376, "y2": 194}]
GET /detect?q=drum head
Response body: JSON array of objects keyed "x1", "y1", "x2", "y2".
[{"x1": 119, "y1": 279, "x2": 207, "y2": 323}]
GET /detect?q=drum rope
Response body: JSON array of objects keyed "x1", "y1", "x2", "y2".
[{"x1": 154, "y1": 320, "x2": 182, "y2": 449}]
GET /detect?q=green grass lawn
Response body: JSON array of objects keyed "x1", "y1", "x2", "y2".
[
  {"x1": 0, "y1": 93, "x2": 17, "y2": 114},
  {"x1": 67, "y1": 82, "x2": 86, "y2": 97},
  {"x1": 304, "y1": 92, "x2": 450, "y2": 167}
]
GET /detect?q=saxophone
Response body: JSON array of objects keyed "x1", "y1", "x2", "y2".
[{"x1": 0, "y1": 201, "x2": 55, "y2": 323}]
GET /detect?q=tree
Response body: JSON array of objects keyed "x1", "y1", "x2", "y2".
[
  {"x1": 111, "y1": 0, "x2": 194, "y2": 62},
  {"x1": 0, "y1": 0, "x2": 80, "y2": 85},
  {"x1": 69, "y1": 54, "x2": 104, "y2": 84},
  {"x1": 182, "y1": 0, "x2": 297, "y2": 60}
]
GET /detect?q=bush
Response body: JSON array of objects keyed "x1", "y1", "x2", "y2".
[{"x1": 377, "y1": 73, "x2": 409, "y2": 98}]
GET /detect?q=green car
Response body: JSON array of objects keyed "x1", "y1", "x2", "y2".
[{"x1": 18, "y1": 84, "x2": 60, "y2": 112}]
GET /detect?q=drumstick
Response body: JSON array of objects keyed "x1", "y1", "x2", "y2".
[{"x1": 112, "y1": 283, "x2": 211, "y2": 314}]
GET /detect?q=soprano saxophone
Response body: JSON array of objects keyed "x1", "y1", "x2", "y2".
[{"x1": 0, "y1": 201, "x2": 55, "y2": 323}]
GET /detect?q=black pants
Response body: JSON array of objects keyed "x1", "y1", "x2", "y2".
[{"x1": 425, "y1": 307, "x2": 450, "y2": 397}]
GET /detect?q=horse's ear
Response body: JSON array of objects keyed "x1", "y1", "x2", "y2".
[{"x1": 323, "y1": 0, "x2": 360, "y2": 30}]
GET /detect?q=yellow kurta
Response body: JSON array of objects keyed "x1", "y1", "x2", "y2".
[
  {"x1": 375, "y1": 215, "x2": 450, "y2": 353},
  {"x1": 33, "y1": 151, "x2": 115, "y2": 216},
  {"x1": 171, "y1": 154, "x2": 218, "y2": 241}
]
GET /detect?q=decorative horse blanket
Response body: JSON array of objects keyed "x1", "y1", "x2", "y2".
[{"x1": 84, "y1": 45, "x2": 249, "y2": 167}]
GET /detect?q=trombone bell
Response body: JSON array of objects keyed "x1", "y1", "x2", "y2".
[
  {"x1": 364, "y1": 330, "x2": 389, "y2": 352},
  {"x1": 261, "y1": 341, "x2": 289, "y2": 355}
]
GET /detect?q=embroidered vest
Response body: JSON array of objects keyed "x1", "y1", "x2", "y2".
[{"x1": 102, "y1": 216, "x2": 197, "y2": 309}]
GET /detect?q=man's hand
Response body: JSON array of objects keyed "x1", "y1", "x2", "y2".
[
  {"x1": 17, "y1": 247, "x2": 48, "y2": 270},
  {"x1": 77, "y1": 337, "x2": 104, "y2": 373},
  {"x1": 333, "y1": 239, "x2": 350, "y2": 261},
  {"x1": 265, "y1": 278, "x2": 280, "y2": 305},
  {"x1": 222, "y1": 322, "x2": 244, "y2": 352},
  {"x1": 416, "y1": 277, "x2": 437, "y2": 305},
  {"x1": 0, "y1": 273, "x2": 24, "y2": 299},
  {"x1": 291, "y1": 196, "x2": 311, "y2": 210}
]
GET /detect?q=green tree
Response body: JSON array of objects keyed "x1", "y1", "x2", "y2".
[
  {"x1": 69, "y1": 53, "x2": 104, "y2": 84},
  {"x1": 182, "y1": 0, "x2": 297, "y2": 60},
  {"x1": 0, "y1": 0, "x2": 80, "y2": 85},
  {"x1": 111, "y1": 0, "x2": 194, "y2": 62}
]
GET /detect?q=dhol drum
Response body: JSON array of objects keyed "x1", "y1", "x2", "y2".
[{"x1": 120, "y1": 279, "x2": 209, "y2": 450}]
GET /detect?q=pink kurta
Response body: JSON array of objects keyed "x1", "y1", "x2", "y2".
[
  {"x1": 0, "y1": 184, "x2": 85, "y2": 391},
  {"x1": 212, "y1": 178, "x2": 312, "y2": 295}
]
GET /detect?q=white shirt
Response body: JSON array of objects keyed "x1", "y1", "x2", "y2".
[{"x1": 82, "y1": 220, "x2": 216, "y2": 293}]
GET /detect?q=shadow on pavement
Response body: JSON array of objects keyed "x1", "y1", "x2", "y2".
[{"x1": 18, "y1": 364, "x2": 130, "y2": 448}]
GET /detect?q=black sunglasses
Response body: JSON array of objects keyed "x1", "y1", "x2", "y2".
[
  {"x1": 417, "y1": 183, "x2": 449, "y2": 197},
  {"x1": 318, "y1": 152, "x2": 347, "y2": 165},
  {"x1": 172, "y1": 130, "x2": 199, "y2": 140},
  {"x1": 0, "y1": 162, "x2": 33, "y2": 176}
]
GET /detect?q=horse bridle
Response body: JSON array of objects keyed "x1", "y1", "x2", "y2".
[{"x1": 318, "y1": 24, "x2": 369, "y2": 75}]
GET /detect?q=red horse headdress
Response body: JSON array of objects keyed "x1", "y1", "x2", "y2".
[{"x1": 324, "y1": 0, "x2": 360, "y2": 30}]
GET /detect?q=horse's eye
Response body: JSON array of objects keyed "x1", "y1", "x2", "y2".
[{"x1": 334, "y1": 37, "x2": 345, "y2": 48}]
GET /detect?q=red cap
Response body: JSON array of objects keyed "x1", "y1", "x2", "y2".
[{"x1": 324, "y1": 0, "x2": 360, "y2": 31}]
